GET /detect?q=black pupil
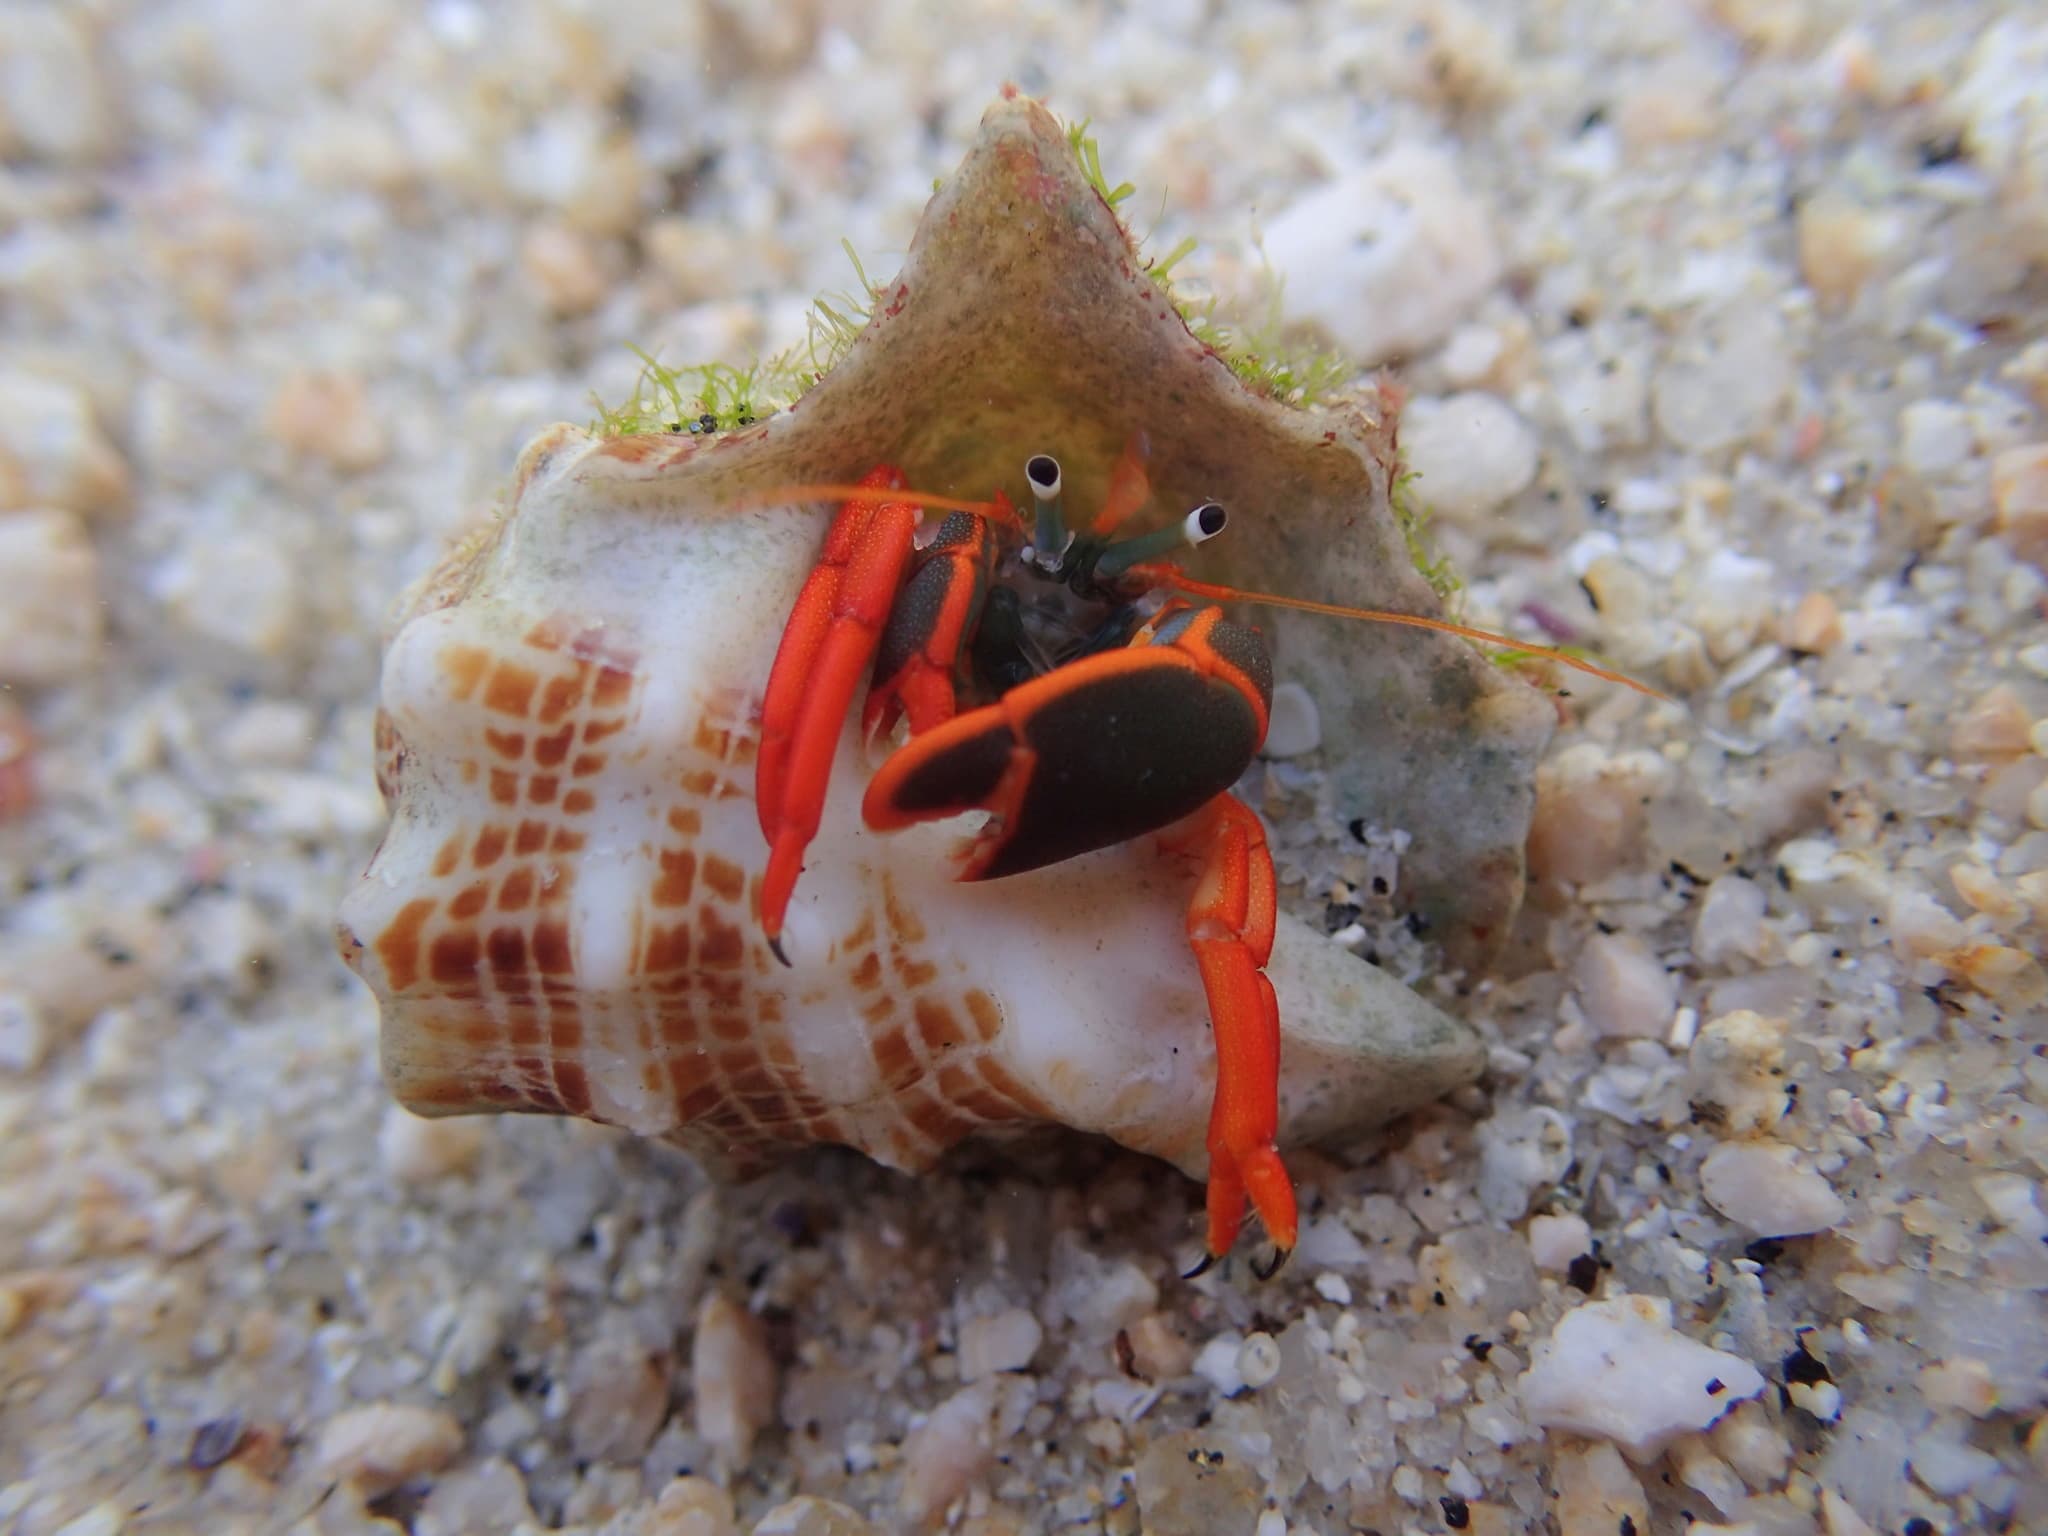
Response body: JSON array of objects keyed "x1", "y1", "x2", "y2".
[
  {"x1": 1027, "y1": 456, "x2": 1058, "y2": 486},
  {"x1": 1197, "y1": 503, "x2": 1226, "y2": 535}
]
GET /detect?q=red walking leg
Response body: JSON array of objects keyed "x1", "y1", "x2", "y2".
[{"x1": 1168, "y1": 793, "x2": 1297, "y2": 1275}]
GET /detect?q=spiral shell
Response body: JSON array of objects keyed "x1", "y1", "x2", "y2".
[{"x1": 336, "y1": 94, "x2": 1532, "y2": 1180}]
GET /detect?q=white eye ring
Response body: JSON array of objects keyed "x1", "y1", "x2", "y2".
[
  {"x1": 1183, "y1": 503, "x2": 1227, "y2": 545},
  {"x1": 1025, "y1": 454, "x2": 1061, "y2": 501}
]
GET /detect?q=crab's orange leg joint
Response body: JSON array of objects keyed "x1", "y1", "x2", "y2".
[
  {"x1": 1167, "y1": 794, "x2": 1296, "y2": 1275},
  {"x1": 756, "y1": 466, "x2": 920, "y2": 961}
]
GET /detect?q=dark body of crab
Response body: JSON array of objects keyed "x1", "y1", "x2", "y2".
[{"x1": 863, "y1": 517, "x2": 1276, "y2": 880}]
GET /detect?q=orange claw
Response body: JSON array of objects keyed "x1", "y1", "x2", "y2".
[
  {"x1": 756, "y1": 466, "x2": 920, "y2": 959},
  {"x1": 1167, "y1": 793, "x2": 1297, "y2": 1274}
]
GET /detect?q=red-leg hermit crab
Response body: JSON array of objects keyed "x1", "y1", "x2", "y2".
[
  {"x1": 746, "y1": 440, "x2": 1648, "y2": 1273},
  {"x1": 336, "y1": 92, "x2": 1624, "y2": 1268}
]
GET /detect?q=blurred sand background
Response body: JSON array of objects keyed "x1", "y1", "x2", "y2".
[{"x1": 4, "y1": 2, "x2": 2048, "y2": 1533}]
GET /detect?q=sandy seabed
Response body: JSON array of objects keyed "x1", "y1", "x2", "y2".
[{"x1": 2, "y1": 2, "x2": 2046, "y2": 1533}]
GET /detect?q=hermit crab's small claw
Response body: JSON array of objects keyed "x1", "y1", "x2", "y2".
[{"x1": 1250, "y1": 1245, "x2": 1292, "y2": 1283}]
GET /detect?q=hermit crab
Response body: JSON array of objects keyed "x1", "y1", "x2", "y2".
[{"x1": 337, "y1": 93, "x2": 1612, "y2": 1271}]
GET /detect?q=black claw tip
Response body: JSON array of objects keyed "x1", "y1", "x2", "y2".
[
  {"x1": 1251, "y1": 1246, "x2": 1292, "y2": 1282},
  {"x1": 1181, "y1": 1252, "x2": 1218, "y2": 1281},
  {"x1": 768, "y1": 934, "x2": 791, "y2": 968}
]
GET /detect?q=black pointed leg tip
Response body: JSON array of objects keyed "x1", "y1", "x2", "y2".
[
  {"x1": 768, "y1": 934, "x2": 791, "y2": 968},
  {"x1": 1181, "y1": 1251, "x2": 1219, "y2": 1281},
  {"x1": 1251, "y1": 1246, "x2": 1292, "y2": 1282}
]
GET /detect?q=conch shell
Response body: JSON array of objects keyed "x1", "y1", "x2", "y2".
[{"x1": 337, "y1": 94, "x2": 1530, "y2": 1184}]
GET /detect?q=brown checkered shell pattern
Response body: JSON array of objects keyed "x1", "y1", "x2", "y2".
[{"x1": 336, "y1": 438, "x2": 1071, "y2": 1180}]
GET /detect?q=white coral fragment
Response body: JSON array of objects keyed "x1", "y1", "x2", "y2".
[{"x1": 1521, "y1": 1294, "x2": 1765, "y2": 1459}]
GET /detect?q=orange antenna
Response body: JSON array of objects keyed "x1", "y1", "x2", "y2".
[
  {"x1": 739, "y1": 483, "x2": 1023, "y2": 530},
  {"x1": 1140, "y1": 567, "x2": 1669, "y2": 699}
]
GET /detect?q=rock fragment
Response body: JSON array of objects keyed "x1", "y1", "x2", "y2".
[
  {"x1": 1950, "y1": 683, "x2": 2032, "y2": 762},
  {"x1": 1784, "y1": 591, "x2": 1843, "y2": 655},
  {"x1": 0, "y1": 696, "x2": 30, "y2": 823},
  {"x1": 1572, "y1": 932, "x2": 1675, "y2": 1040},
  {"x1": 1259, "y1": 681, "x2": 1321, "y2": 758},
  {"x1": 415, "y1": 1458, "x2": 536, "y2": 1536},
  {"x1": 898, "y1": 1381, "x2": 1000, "y2": 1526},
  {"x1": 0, "y1": 11, "x2": 120, "y2": 166},
  {"x1": 1684, "y1": 1011, "x2": 1788, "y2": 1136},
  {"x1": 1132, "y1": 1428, "x2": 1263, "y2": 1536},
  {"x1": 1909, "y1": 1430, "x2": 2003, "y2": 1497},
  {"x1": 1992, "y1": 443, "x2": 2048, "y2": 568},
  {"x1": 1693, "y1": 875, "x2": 1768, "y2": 966},
  {"x1": 1520, "y1": 1294, "x2": 1765, "y2": 1458},
  {"x1": 313, "y1": 1402, "x2": 464, "y2": 1497},
  {"x1": 1796, "y1": 192, "x2": 1899, "y2": 309},
  {"x1": 1616, "y1": 59, "x2": 1723, "y2": 149},
  {"x1": 1700, "y1": 1141, "x2": 1847, "y2": 1236},
  {"x1": 1953, "y1": 18, "x2": 2048, "y2": 262},
  {"x1": 1477, "y1": 1106, "x2": 1575, "y2": 1221},
  {"x1": 1710, "y1": 1399, "x2": 1791, "y2": 1489},
  {"x1": 956, "y1": 1308, "x2": 1041, "y2": 1382},
  {"x1": 1652, "y1": 306, "x2": 1794, "y2": 454},
  {"x1": 1122, "y1": 1312, "x2": 1194, "y2": 1381},
  {"x1": 751, "y1": 1497, "x2": 878, "y2": 1536},
  {"x1": 1897, "y1": 400, "x2": 1974, "y2": 479},
  {"x1": 1235, "y1": 1331, "x2": 1281, "y2": 1390},
  {"x1": 1820, "y1": 1488, "x2": 1882, "y2": 1536},
  {"x1": 692, "y1": 1294, "x2": 775, "y2": 1469},
  {"x1": 1554, "y1": 1441, "x2": 1650, "y2": 1536},
  {"x1": 378, "y1": 1107, "x2": 487, "y2": 1185},
  {"x1": 568, "y1": 1331, "x2": 673, "y2": 1464},
  {"x1": 267, "y1": 369, "x2": 388, "y2": 474},
  {"x1": 1941, "y1": 943, "x2": 2047, "y2": 1007},
  {"x1": 1262, "y1": 144, "x2": 1501, "y2": 365},
  {"x1": 1, "y1": 902, "x2": 171, "y2": 1025},
  {"x1": 1527, "y1": 1212, "x2": 1592, "y2": 1273},
  {"x1": 645, "y1": 1475, "x2": 740, "y2": 1536},
  {"x1": 1046, "y1": 1238, "x2": 1157, "y2": 1339},
  {"x1": 1400, "y1": 393, "x2": 1541, "y2": 521},
  {"x1": 521, "y1": 222, "x2": 608, "y2": 317},
  {"x1": 0, "y1": 993, "x2": 49, "y2": 1073},
  {"x1": 0, "y1": 510, "x2": 103, "y2": 685},
  {"x1": 1920, "y1": 1357, "x2": 1999, "y2": 1418},
  {"x1": 1527, "y1": 744, "x2": 1668, "y2": 885},
  {"x1": 0, "y1": 372, "x2": 130, "y2": 517},
  {"x1": 151, "y1": 528, "x2": 304, "y2": 664}
]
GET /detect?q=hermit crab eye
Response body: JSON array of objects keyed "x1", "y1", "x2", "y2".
[
  {"x1": 1185, "y1": 503, "x2": 1227, "y2": 543},
  {"x1": 1024, "y1": 454, "x2": 1069, "y2": 571}
]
